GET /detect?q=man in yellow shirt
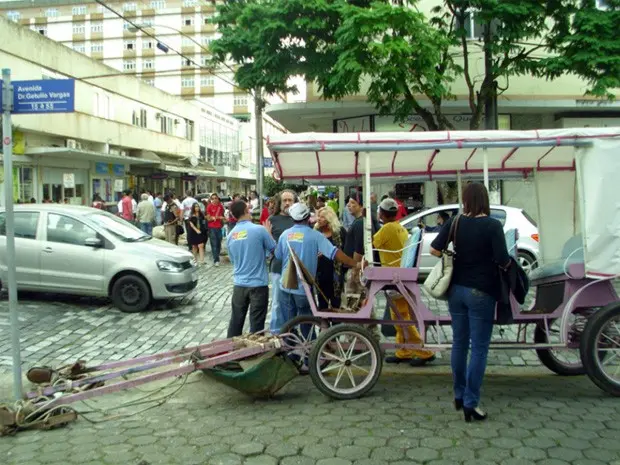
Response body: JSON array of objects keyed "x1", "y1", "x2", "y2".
[{"x1": 373, "y1": 198, "x2": 435, "y2": 366}]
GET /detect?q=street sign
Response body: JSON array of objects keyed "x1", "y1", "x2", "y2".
[
  {"x1": 0, "y1": 79, "x2": 75, "y2": 113},
  {"x1": 263, "y1": 157, "x2": 274, "y2": 168}
]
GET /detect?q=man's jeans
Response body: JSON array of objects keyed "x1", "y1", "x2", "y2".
[
  {"x1": 269, "y1": 273, "x2": 285, "y2": 334},
  {"x1": 227, "y1": 285, "x2": 269, "y2": 337},
  {"x1": 140, "y1": 222, "x2": 153, "y2": 235},
  {"x1": 279, "y1": 290, "x2": 312, "y2": 327},
  {"x1": 448, "y1": 284, "x2": 496, "y2": 409},
  {"x1": 209, "y1": 228, "x2": 222, "y2": 263}
]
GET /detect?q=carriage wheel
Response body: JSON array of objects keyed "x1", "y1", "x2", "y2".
[
  {"x1": 580, "y1": 303, "x2": 620, "y2": 396},
  {"x1": 309, "y1": 324, "x2": 382, "y2": 400},
  {"x1": 534, "y1": 318, "x2": 586, "y2": 376},
  {"x1": 280, "y1": 316, "x2": 330, "y2": 371}
]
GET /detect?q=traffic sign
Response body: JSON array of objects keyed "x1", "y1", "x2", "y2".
[
  {"x1": 0, "y1": 79, "x2": 75, "y2": 113},
  {"x1": 263, "y1": 157, "x2": 274, "y2": 168}
]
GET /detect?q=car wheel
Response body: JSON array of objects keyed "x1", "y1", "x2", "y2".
[
  {"x1": 517, "y1": 250, "x2": 537, "y2": 275},
  {"x1": 111, "y1": 275, "x2": 152, "y2": 313}
]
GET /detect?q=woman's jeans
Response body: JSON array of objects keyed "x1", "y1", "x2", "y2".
[
  {"x1": 209, "y1": 228, "x2": 222, "y2": 263},
  {"x1": 448, "y1": 285, "x2": 496, "y2": 409}
]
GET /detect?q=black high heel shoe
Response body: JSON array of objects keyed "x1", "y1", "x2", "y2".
[
  {"x1": 454, "y1": 399, "x2": 463, "y2": 411},
  {"x1": 463, "y1": 407, "x2": 488, "y2": 423}
]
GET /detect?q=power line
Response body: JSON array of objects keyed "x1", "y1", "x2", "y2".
[{"x1": 93, "y1": 0, "x2": 244, "y2": 92}]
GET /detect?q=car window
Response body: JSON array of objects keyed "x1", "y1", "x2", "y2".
[
  {"x1": 46, "y1": 213, "x2": 98, "y2": 246},
  {"x1": 0, "y1": 212, "x2": 40, "y2": 239},
  {"x1": 490, "y1": 209, "x2": 507, "y2": 226}
]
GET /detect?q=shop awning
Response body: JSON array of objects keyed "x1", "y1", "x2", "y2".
[
  {"x1": 158, "y1": 155, "x2": 217, "y2": 177},
  {"x1": 25, "y1": 147, "x2": 157, "y2": 165}
]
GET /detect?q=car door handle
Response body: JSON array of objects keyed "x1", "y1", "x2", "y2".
[{"x1": 43, "y1": 247, "x2": 53, "y2": 253}]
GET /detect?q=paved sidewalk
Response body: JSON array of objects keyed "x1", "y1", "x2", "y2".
[{"x1": 1, "y1": 366, "x2": 619, "y2": 465}]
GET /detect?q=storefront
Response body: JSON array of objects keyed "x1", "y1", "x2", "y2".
[
  {"x1": 0, "y1": 159, "x2": 37, "y2": 206},
  {"x1": 91, "y1": 162, "x2": 128, "y2": 205}
]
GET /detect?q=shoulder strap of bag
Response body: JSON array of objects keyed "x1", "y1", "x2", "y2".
[{"x1": 444, "y1": 214, "x2": 461, "y2": 252}]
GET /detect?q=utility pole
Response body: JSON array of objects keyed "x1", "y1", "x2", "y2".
[
  {"x1": 483, "y1": 22, "x2": 498, "y2": 131},
  {"x1": 2, "y1": 68, "x2": 24, "y2": 400},
  {"x1": 254, "y1": 88, "x2": 264, "y2": 210}
]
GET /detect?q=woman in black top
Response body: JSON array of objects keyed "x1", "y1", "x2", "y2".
[
  {"x1": 188, "y1": 202, "x2": 207, "y2": 265},
  {"x1": 314, "y1": 206, "x2": 346, "y2": 309},
  {"x1": 430, "y1": 183, "x2": 510, "y2": 423}
]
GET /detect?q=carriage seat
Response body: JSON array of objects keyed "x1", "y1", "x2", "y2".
[
  {"x1": 529, "y1": 235, "x2": 585, "y2": 281},
  {"x1": 505, "y1": 228, "x2": 518, "y2": 259},
  {"x1": 400, "y1": 227, "x2": 422, "y2": 268}
]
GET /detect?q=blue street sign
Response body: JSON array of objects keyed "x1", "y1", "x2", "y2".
[
  {"x1": 263, "y1": 157, "x2": 274, "y2": 168},
  {"x1": 0, "y1": 79, "x2": 75, "y2": 114}
]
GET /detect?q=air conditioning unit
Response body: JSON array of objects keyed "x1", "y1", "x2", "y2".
[
  {"x1": 66, "y1": 139, "x2": 78, "y2": 149},
  {"x1": 120, "y1": 150, "x2": 127, "y2": 157}
]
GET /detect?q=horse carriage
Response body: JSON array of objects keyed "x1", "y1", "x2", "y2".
[{"x1": 267, "y1": 127, "x2": 620, "y2": 400}]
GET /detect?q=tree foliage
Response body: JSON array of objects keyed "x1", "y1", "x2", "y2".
[
  {"x1": 212, "y1": 0, "x2": 617, "y2": 132},
  {"x1": 544, "y1": 0, "x2": 619, "y2": 99}
]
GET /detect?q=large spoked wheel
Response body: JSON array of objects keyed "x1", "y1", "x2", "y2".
[
  {"x1": 309, "y1": 324, "x2": 382, "y2": 400},
  {"x1": 280, "y1": 316, "x2": 330, "y2": 371},
  {"x1": 580, "y1": 303, "x2": 620, "y2": 396},
  {"x1": 534, "y1": 318, "x2": 586, "y2": 376}
]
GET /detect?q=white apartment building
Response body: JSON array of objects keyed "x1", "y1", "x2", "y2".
[
  {"x1": 0, "y1": 16, "x2": 256, "y2": 208},
  {"x1": 0, "y1": 0, "x2": 286, "y2": 191}
]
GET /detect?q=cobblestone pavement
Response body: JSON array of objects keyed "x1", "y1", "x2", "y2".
[
  {"x1": 0, "y1": 257, "x2": 561, "y2": 374},
  {"x1": 1, "y1": 365, "x2": 619, "y2": 465}
]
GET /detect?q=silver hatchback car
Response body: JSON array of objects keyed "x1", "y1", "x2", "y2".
[
  {"x1": 0, "y1": 205, "x2": 198, "y2": 312},
  {"x1": 400, "y1": 204, "x2": 540, "y2": 275}
]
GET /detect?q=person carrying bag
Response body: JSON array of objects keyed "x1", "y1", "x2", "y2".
[{"x1": 423, "y1": 215, "x2": 461, "y2": 299}]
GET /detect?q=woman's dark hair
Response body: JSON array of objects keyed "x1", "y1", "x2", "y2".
[
  {"x1": 230, "y1": 200, "x2": 247, "y2": 220},
  {"x1": 191, "y1": 202, "x2": 201, "y2": 214},
  {"x1": 462, "y1": 183, "x2": 490, "y2": 217}
]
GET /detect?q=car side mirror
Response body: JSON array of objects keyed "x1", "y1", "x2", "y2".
[{"x1": 84, "y1": 237, "x2": 103, "y2": 248}]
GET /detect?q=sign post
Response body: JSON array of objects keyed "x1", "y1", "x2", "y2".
[
  {"x1": 2, "y1": 68, "x2": 23, "y2": 400},
  {"x1": 0, "y1": 72, "x2": 74, "y2": 400}
]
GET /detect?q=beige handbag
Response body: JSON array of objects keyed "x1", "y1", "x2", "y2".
[{"x1": 423, "y1": 215, "x2": 461, "y2": 299}]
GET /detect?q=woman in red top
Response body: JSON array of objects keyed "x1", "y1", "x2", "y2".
[
  {"x1": 206, "y1": 193, "x2": 225, "y2": 266},
  {"x1": 259, "y1": 198, "x2": 271, "y2": 225}
]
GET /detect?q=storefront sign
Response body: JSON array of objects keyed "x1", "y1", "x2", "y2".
[
  {"x1": 95, "y1": 162, "x2": 109, "y2": 175},
  {"x1": 181, "y1": 175, "x2": 197, "y2": 181},
  {"x1": 63, "y1": 173, "x2": 75, "y2": 189},
  {"x1": 151, "y1": 172, "x2": 168, "y2": 180},
  {"x1": 114, "y1": 179, "x2": 124, "y2": 192},
  {"x1": 112, "y1": 164, "x2": 125, "y2": 177}
]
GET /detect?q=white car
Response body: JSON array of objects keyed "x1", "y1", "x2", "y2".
[
  {"x1": 0, "y1": 205, "x2": 198, "y2": 313},
  {"x1": 400, "y1": 204, "x2": 540, "y2": 275}
]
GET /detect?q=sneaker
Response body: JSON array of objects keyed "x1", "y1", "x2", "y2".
[
  {"x1": 409, "y1": 354, "x2": 436, "y2": 367},
  {"x1": 214, "y1": 262, "x2": 220, "y2": 267}
]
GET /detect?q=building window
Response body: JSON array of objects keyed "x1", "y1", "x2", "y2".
[
  {"x1": 182, "y1": 37, "x2": 195, "y2": 47},
  {"x1": 91, "y1": 42, "x2": 103, "y2": 53},
  {"x1": 123, "y1": 60, "x2": 136, "y2": 71},
  {"x1": 143, "y1": 59, "x2": 154, "y2": 70},
  {"x1": 143, "y1": 79, "x2": 155, "y2": 86},
  {"x1": 201, "y1": 36, "x2": 213, "y2": 46},
  {"x1": 140, "y1": 109, "x2": 148, "y2": 128},
  {"x1": 123, "y1": 3, "x2": 137, "y2": 11},
  {"x1": 186, "y1": 120, "x2": 195, "y2": 141},
  {"x1": 181, "y1": 77, "x2": 195, "y2": 88},
  {"x1": 160, "y1": 115, "x2": 174, "y2": 134},
  {"x1": 457, "y1": 10, "x2": 484, "y2": 40},
  {"x1": 7, "y1": 11, "x2": 20, "y2": 22},
  {"x1": 183, "y1": 0, "x2": 197, "y2": 6},
  {"x1": 124, "y1": 40, "x2": 136, "y2": 50},
  {"x1": 182, "y1": 58, "x2": 193, "y2": 67},
  {"x1": 234, "y1": 95, "x2": 248, "y2": 107},
  {"x1": 143, "y1": 40, "x2": 154, "y2": 49},
  {"x1": 203, "y1": 15, "x2": 214, "y2": 25},
  {"x1": 91, "y1": 22, "x2": 103, "y2": 33},
  {"x1": 142, "y1": 16, "x2": 154, "y2": 27},
  {"x1": 200, "y1": 55, "x2": 211, "y2": 67},
  {"x1": 201, "y1": 75, "x2": 214, "y2": 87},
  {"x1": 45, "y1": 8, "x2": 59, "y2": 18},
  {"x1": 72, "y1": 6, "x2": 87, "y2": 15},
  {"x1": 73, "y1": 43, "x2": 86, "y2": 53},
  {"x1": 72, "y1": 23, "x2": 86, "y2": 34},
  {"x1": 150, "y1": 0, "x2": 166, "y2": 10},
  {"x1": 33, "y1": 25, "x2": 47, "y2": 36},
  {"x1": 183, "y1": 16, "x2": 194, "y2": 26}
]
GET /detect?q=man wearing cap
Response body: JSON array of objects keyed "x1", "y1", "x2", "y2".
[
  {"x1": 226, "y1": 200, "x2": 276, "y2": 337},
  {"x1": 374, "y1": 198, "x2": 435, "y2": 366},
  {"x1": 275, "y1": 202, "x2": 361, "y2": 324}
]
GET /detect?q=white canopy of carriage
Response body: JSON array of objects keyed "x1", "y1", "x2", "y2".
[{"x1": 267, "y1": 127, "x2": 620, "y2": 279}]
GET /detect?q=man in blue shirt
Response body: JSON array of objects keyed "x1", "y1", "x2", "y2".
[
  {"x1": 227, "y1": 200, "x2": 276, "y2": 337},
  {"x1": 275, "y1": 203, "x2": 360, "y2": 327}
]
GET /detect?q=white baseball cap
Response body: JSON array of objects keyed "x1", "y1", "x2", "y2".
[
  {"x1": 379, "y1": 198, "x2": 399, "y2": 212},
  {"x1": 289, "y1": 202, "x2": 311, "y2": 221}
]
